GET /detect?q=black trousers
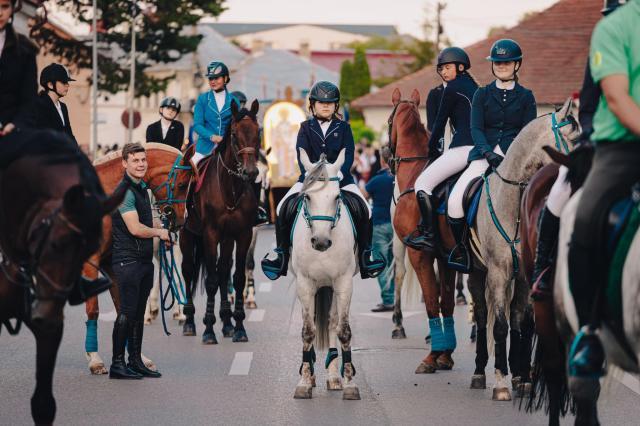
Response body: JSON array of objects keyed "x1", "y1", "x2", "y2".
[
  {"x1": 113, "y1": 261, "x2": 154, "y2": 321},
  {"x1": 569, "y1": 141, "x2": 640, "y2": 325}
]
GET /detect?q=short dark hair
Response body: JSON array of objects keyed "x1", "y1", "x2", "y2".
[{"x1": 122, "y1": 142, "x2": 145, "y2": 161}]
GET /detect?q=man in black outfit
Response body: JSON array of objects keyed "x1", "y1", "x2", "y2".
[
  {"x1": 30, "y1": 63, "x2": 77, "y2": 144},
  {"x1": 145, "y1": 97, "x2": 185, "y2": 151},
  {"x1": 110, "y1": 142, "x2": 170, "y2": 380}
]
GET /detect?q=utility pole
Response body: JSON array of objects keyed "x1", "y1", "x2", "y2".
[
  {"x1": 91, "y1": 0, "x2": 98, "y2": 158},
  {"x1": 435, "y1": 2, "x2": 446, "y2": 51},
  {"x1": 127, "y1": 4, "x2": 137, "y2": 144}
]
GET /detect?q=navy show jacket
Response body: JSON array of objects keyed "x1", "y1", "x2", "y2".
[
  {"x1": 296, "y1": 118, "x2": 355, "y2": 187},
  {"x1": 468, "y1": 81, "x2": 537, "y2": 162},
  {"x1": 426, "y1": 84, "x2": 444, "y2": 132},
  {"x1": 428, "y1": 74, "x2": 478, "y2": 153}
]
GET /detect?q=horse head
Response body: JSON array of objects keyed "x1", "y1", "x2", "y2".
[
  {"x1": 542, "y1": 143, "x2": 594, "y2": 194},
  {"x1": 388, "y1": 88, "x2": 429, "y2": 175},
  {"x1": 299, "y1": 148, "x2": 345, "y2": 252},
  {"x1": 30, "y1": 182, "x2": 127, "y2": 326},
  {"x1": 227, "y1": 99, "x2": 261, "y2": 182}
]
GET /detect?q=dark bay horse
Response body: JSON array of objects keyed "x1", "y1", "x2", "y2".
[
  {"x1": 388, "y1": 88, "x2": 458, "y2": 373},
  {"x1": 0, "y1": 129, "x2": 125, "y2": 425},
  {"x1": 81, "y1": 143, "x2": 192, "y2": 374},
  {"x1": 181, "y1": 100, "x2": 261, "y2": 344}
]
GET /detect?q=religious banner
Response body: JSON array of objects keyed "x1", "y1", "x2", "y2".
[{"x1": 263, "y1": 101, "x2": 306, "y2": 188}]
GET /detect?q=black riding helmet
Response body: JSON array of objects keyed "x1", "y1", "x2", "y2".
[
  {"x1": 231, "y1": 91, "x2": 247, "y2": 107},
  {"x1": 437, "y1": 47, "x2": 471, "y2": 71},
  {"x1": 602, "y1": 0, "x2": 627, "y2": 15},
  {"x1": 487, "y1": 39, "x2": 523, "y2": 81},
  {"x1": 159, "y1": 97, "x2": 181, "y2": 118},
  {"x1": 309, "y1": 81, "x2": 340, "y2": 103},
  {"x1": 205, "y1": 61, "x2": 230, "y2": 83},
  {"x1": 40, "y1": 63, "x2": 75, "y2": 93}
]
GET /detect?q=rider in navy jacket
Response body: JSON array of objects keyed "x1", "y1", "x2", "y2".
[
  {"x1": 426, "y1": 84, "x2": 444, "y2": 133},
  {"x1": 262, "y1": 81, "x2": 385, "y2": 281}
]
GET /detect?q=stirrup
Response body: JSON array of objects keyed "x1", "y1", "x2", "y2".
[
  {"x1": 447, "y1": 244, "x2": 472, "y2": 273},
  {"x1": 402, "y1": 229, "x2": 436, "y2": 252},
  {"x1": 68, "y1": 276, "x2": 113, "y2": 306},
  {"x1": 261, "y1": 249, "x2": 286, "y2": 281},
  {"x1": 360, "y1": 250, "x2": 386, "y2": 278},
  {"x1": 568, "y1": 327, "x2": 605, "y2": 379}
]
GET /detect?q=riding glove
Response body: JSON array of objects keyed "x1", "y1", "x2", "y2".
[{"x1": 484, "y1": 151, "x2": 504, "y2": 168}]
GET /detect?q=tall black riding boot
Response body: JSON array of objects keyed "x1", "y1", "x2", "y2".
[
  {"x1": 261, "y1": 195, "x2": 297, "y2": 280},
  {"x1": 531, "y1": 206, "x2": 559, "y2": 301},
  {"x1": 127, "y1": 320, "x2": 161, "y2": 378},
  {"x1": 342, "y1": 191, "x2": 385, "y2": 278},
  {"x1": 403, "y1": 190, "x2": 437, "y2": 252},
  {"x1": 252, "y1": 182, "x2": 269, "y2": 225},
  {"x1": 109, "y1": 314, "x2": 142, "y2": 379},
  {"x1": 448, "y1": 217, "x2": 472, "y2": 273}
]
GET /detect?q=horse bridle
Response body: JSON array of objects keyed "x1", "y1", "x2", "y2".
[
  {"x1": 152, "y1": 154, "x2": 192, "y2": 206},
  {"x1": 300, "y1": 176, "x2": 343, "y2": 230},
  {"x1": 386, "y1": 100, "x2": 430, "y2": 175}
]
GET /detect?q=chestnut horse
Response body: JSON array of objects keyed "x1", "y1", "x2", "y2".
[
  {"x1": 82, "y1": 143, "x2": 192, "y2": 374},
  {"x1": 181, "y1": 100, "x2": 261, "y2": 344},
  {"x1": 0, "y1": 129, "x2": 125, "y2": 425},
  {"x1": 388, "y1": 88, "x2": 458, "y2": 373}
]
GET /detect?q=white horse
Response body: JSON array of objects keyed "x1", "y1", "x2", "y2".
[{"x1": 291, "y1": 148, "x2": 360, "y2": 400}]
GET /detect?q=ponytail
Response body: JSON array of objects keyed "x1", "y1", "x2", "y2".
[{"x1": 463, "y1": 70, "x2": 480, "y2": 86}]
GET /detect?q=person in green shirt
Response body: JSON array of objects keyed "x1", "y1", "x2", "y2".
[{"x1": 568, "y1": 0, "x2": 640, "y2": 381}]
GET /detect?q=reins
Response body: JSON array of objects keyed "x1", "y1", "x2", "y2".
[{"x1": 152, "y1": 154, "x2": 192, "y2": 206}]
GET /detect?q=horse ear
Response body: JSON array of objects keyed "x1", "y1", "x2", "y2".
[
  {"x1": 63, "y1": 185, "x2": 86, "y2": 214},
  {"x1": 250, "y1": 99, "x2": 259, "y2": 117},
  {"x1": 100, "y1": 181, "x2": 129, "y2": 216},
  {"x1": 392, "y1": 88, "x2": 401, "y2": 106},
  {"x1": 298, "y1": 148, "x2": 313, "y2": 172},
  {"x1": 410, "y1": 89, "x2": 420, "y2": 106},
  {"x1": 542, "y1": 146, "x2": 570, "y2": 167},
  {"x1": 332, "y1": 148, "x2": 346, "y2": 172},
  {"x1": 557, "y1": 97, "x2": 573, "y2": 119}
]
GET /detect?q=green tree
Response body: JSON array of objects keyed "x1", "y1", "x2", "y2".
[
  {"x1": 350, "y1": 119, "x2": 376, "y2": 145},
  {"x1": 339, "y1": 59, "x2": 354, "y2": 104},
  {"x1": 351, "y1": 45, "x2": 372, "y2": 99},
  {"x1": 31, "y1": 0, "x2": 226, "y2": 96}
]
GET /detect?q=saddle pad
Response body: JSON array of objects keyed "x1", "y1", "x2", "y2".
[
  {"x1": 434, "y1": 172, "x2": 463, "y2": 215},
  {"x1": 466, "y1": 186, "x2": 483, "y2": 227},
  {"x1": 194, "y1": 156, "x2": 213, "y2": 193}
]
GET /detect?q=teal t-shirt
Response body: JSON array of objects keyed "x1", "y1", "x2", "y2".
[
  {"x1": 590, "y1": 0, "x2": 640, "y2": 143},
  {"x1": 118, "y1": 180, "x2": 147, "y2": 214}
]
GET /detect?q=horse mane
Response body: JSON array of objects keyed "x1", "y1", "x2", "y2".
[
  {"x1": 397, "y1": 103, "x2": 428, "y2": 140},
  {"x1": 301, "y1": 154, "x2": 329, "y2": 193}
]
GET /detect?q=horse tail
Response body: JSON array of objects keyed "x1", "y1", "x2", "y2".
[
  {"x1": 402, "y1": 250, "x2": 421, "y2": 308},
  {"x1": 314, "y1": 286, "x2": 333, "y2": 350},
  {"x1": 190, "y1": 234, "x2": 205, "y2": 295}
]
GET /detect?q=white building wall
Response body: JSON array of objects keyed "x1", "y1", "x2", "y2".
[{"x1": 231, "y1": 25, "x2": 369, "y2": 51}]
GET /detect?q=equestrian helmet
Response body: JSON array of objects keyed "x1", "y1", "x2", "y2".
[
  {"x1": 160, "y1": 96, "x2": 181, "y2": 114},
  {"x1": 205, "y1": 61, "x2": 230, "y2": 82},
  {"x1": 309, "y1": 81, "x2": 340, "y2": 103},
  {"x1": 487, "y1": 39, "x2": 523, "y2": 62},
  {"x1": 231, "y1": 91, "x2": 247, "y2": 105},
  {"x1": 437, "y1": 47, "x2": 471, "y2": 70},
  {"x1": 602, "y1": 0, "x2": 627, "y2": 15},
  {"x1": 39, "y1": 63, "x2": 76, "y2": 89}
]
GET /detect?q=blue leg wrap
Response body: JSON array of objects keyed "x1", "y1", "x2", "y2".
[
  {"x1": 429, "y1": 317, "x2": 445, "y2": 351},
  {"x1": 443, "y1": 316, "x2": 457, "y2": 351},
  {"x1": 85, "y1": 320, "x2": 98, "y2": 353}
]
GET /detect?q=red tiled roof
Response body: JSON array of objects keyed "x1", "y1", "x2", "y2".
[
  {"x1": 306, "y1": 50, "x2": 415, "y2": 80},
  {"x1": 352, "y1": 0, "x2": 601, "y2": 108}
]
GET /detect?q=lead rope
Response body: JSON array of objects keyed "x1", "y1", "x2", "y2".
[{"x1": 157, "y1": 219, "x2": 187, "y2": 335}]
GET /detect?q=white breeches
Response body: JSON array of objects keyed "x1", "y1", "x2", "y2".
[
  {"x1": 276, "y1": 182, "x2": 371, "y2": 217},
  {"x1": 546, "y1": 165, "x2": 571, "y2": 217},
  {"x1": 448, "y1": 145, "x2": 505, "y2": 219},
  {"x1": 414, "y1": 145, "x2": 474, "y2": 195},
  {"x1": 191, "y1": 152, "x2": 205, "y2": 166}
]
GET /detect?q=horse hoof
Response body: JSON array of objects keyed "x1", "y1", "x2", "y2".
[
  {"x1": 517, "y1": 381, "x2": 532, "y2": 397},
  {"x1": 232, "y1": 329, "x2": 249, "y2": 342},
  {"x1": 141, "y1": 354, "x2": 157, "y2": 372},
  {"x1": 144, "y1": 317, "x2": 152, "y2": 325},
  {"x1": 178, "y1": 319, "x2": 185, "y2": 326},
  {"x1": 342, "y1": 385, "x2": 361, "y2": 400},
  {"x1": 456, "y1": 294, "x2": 467, "y2": 306},
  {"x1": 86, "y1": 352, "x2": 108, "y2": 375},
  {"x1": 415, "y1": 362, "x2": 436, "y2": 374},
  {"x1": 436, "y1": 353, "x2": 454, "y2": 370},
  {"x1": 246, "y1": 301, "x2": 258, "y2": 309},
  {"x1": 392, "y1": 328, "x2": 407, "y2": 339},
  {"x1": 222, "y1": 324, "x2": 235, "y2": 338},
  {"x1": 492, "y1": 387, "x2": 512, "y2": 401},
  {"x1": 150, "y1": 308, "x2": 159, "y2": 320},
  {"x1": 311, "y1": 375, "x2": 317, "y2": 388},
  {"x1": 183, "y1": 323, "x2": 196, "y2": 336},
  {"x1": 293, "y1": 385, "x2": 313, "y2": 399},
  {"x1": 511, "y1": 376, "x2": 521, "y2": 391},
  {"x1": 202, "y1": 331, "x2": 218, "y2": 345},
  {"x1": 327, "y1": 376, "x2": 343, "y2": 391},
  {"x1": 470, "y1": 374, "x2": 486, "y2": 389}
]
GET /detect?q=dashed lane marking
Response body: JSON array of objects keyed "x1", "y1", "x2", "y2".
[
  {"x1": 98, "y1": 310, "x2": 117, "y2": 322},
  {"x1": 248, "y1": 309, "x2": 265, "y2": 322},
  {"x1": 619, "y1": 372, "x2": 640, "y2": 395},
  {"x1": 358, "y1": 310, "x2": 423, "y2": 320},
  {"x1": 229, "y1": 352, "x2": 253, "y2": 375},
  {"x1": 258, "y1": 282, "x2": 272, "y2": 292}
]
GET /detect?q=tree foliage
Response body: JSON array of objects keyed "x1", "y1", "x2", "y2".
[
  {"x1": 339, "y1": 45, "x2": 371, "y2": 106},
  {"x1": 31, "y1": 0, "x2": 226, "y2": 96},
  {"x1": 350, "y1": 119, "x2": 376, "y2": 144}
]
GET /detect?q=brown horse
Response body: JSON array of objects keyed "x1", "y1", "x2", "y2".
[
  {"x1": 181, "y1": 100, "x2": 261, "y2": 344},
  {"x1": 82, "y1": 143, "x2": 192, "y2": 374},
  {"x1": 388, "y1": 88, "x2": 458, "y2": 373},
  {"x1": 0, "y1": 129, "x2": 124, "y2": 425}
]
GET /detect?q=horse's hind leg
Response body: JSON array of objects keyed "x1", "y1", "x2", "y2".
[
  {"x1": 29, "y1": 321, "x2": 63, "y2": 425},
  {"x1": 468, "y1": 270, "x2": 488, "y2": 389},
  {"x1": 231, "y1": 232, "x2": 251, "y2": 343},
  {"x1": 487, "y1": 267, "x2": 512, "y2": 401},
  {"x1": 456, "y1": 273, "x2": 467, "y2": 305},
  {"x1": 509, "y1": 278, "x2": 532, "y2": 396},
  {"x1": 294, "y1": 277, "x2": 316, "y2": 399},
  {"x1": 515, "y1": 305, "x2": 534, "y2": 396},
  {"x1": 202, "y1": 229, "x2": 221, "y2": 344},
  {"x1": 215, "y1": 239, "x2": 234, "y2": 339},
  {"x1": 334, "y1": 276, "x2": 359, "y2": 400},
  {"x1": 326, "y1": 293, "x2": 342, "y2": 390},
  {"x1": 244, "y1": 227, "x2": 258, "y2": 309},
  {"x1": 392, "y1": 238, "x2": 406, "y2": 339},
  {"x1": 180, "y1": 229, "x2": 198, "y2": 336},
  {"x1": 436, "y1": 259, "x2": 457, "y2": 370}
]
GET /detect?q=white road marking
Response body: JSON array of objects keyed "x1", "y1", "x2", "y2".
[
  {"x1": 258, "y1": 282, "x2": 272, "y2": 292},
  {"x1": 98, "y1": 310, "x2": 117, "y2": 322},
  {"x1": 358, "y1": 310, "x2": 423, "y2": 320},
  {"x1": 248, "y1": 309, "x2": 265, "y2": 322},
  {"x1": 229, "y1": 352, "x2": 253, "y2": 375},
  {"x1": 618, "y1": 372, "x2": 640, "y2": 395}
]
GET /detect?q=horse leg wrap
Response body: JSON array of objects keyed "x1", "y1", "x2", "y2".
[
  {"x1": 325, "y1": 348, "x2": 339, "y2": 369},
  {"x1": 442, "y1": 317, "x2": 457, "y2": 351},
  {"x1": 233, "y1": 309, "x2": 246, "y2": 322},
  {"x1": 219, "y1": 301, "x2": 232, "y2": 322},
  {"x1": 341, "y1": 350, "x2": 355, "y2": 377},
  {"x1": 429, "y1": 317, "x2": 446, "y2": 351},
  {"x1": 300, "y1": 349, "x2": 316, "y2": 375},
  {"x1": 509, "y1": 330, "x2": 521, "y2": 378},
  {"x1": 85, "y1": 320, "x2": 98, "y2": 353},
  {"x1": 182, "y1": 303, "x2": 195, "y2": 317},
  {"x1": 474, "y1": 328, "x2": 489, "y2": 375}
]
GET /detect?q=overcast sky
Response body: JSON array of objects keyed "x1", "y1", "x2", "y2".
[{"x1": 214, "y1": 0, "x2": 560, "y2": 47}]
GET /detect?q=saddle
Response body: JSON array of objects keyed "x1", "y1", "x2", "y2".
[{"x1": 194, "y1": 155, "x2": 214, "y2": 193}]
